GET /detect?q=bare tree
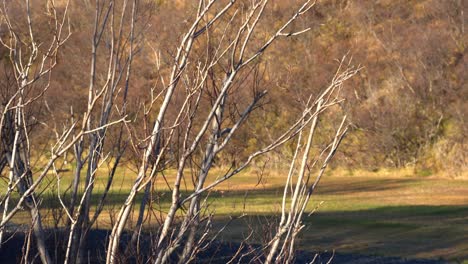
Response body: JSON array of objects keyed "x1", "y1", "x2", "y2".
[
  {"x1": 266, "y1": 59, "x2": 359, "y2": 263},
  {"x1": 0, "y1": 1, "x2": 130, "y2": 263},
  {"x1": 0, "y1": 1, "x2": 357, "y2": 263},
  {"x1": 64, "y1": 1, "x2": 141, "y2": 263},
  {"x1": 105, "y1": 1, "x2": 324, "y2": 263},
  {"x1": 0, "y1": 1, "x2": 71, "y2": 263}
]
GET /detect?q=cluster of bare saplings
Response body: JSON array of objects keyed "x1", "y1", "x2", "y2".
[{"x1": 0, "y1": 0, "x2": 358, "y2": 263}]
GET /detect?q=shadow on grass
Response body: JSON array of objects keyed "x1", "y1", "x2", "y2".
[
  {"x1": 1, "y1": 205, "x2": 464, "y2": 263},
  {"x1": 217, "y1": 205, "x2": 468, "y2": 262},
  {"x1": 314, "y1": 178, "x2": 419, "y2": 195}
]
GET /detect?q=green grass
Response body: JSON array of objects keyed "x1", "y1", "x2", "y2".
[{"x1": 2, "y1": 166, "x2": 468, "y2": 261}]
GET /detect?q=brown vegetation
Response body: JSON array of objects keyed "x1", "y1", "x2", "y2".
[{"x1": 0, "y1": 0, "x2": 466, "y2": 263}]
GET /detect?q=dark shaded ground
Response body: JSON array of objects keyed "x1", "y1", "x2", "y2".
[
  {"x1": 214, "y1": 205, "x2": 468, "y2": 262},
  {"x1": 0, "y1": 228, "x2": 449, "y2": 264},
  {"x1": 196, "y1": 239, "x2": 449, "y2": 264}
]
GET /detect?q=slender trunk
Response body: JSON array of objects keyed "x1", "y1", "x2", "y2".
[
  {"x1": 265, "y1": 101, "x2": 321, "y2": 264},
  {"x1": 28, "y1": 198, "x2": 52, "y2": 264},
  {"x1": 78, "y1": 134, "x2": 104, "y2": 264},
  {"x1": 161, "y1": 94, "x2": 225, "y2": 263},
  {"x1": 179, "y1": 200, "x2": 199, "y2": 264},
  {"x1": 67, "y1": 143, "x2": 84, "y2": 229},
  {"x1": 128, "y1": 181, "x2": 151, "y2": 252},
  {"x1": 1, "y1": 97, "x2": 52, "y2": 263},
  {"x1": 5, "y1": 152, "x2": 52, "y2": 264}
]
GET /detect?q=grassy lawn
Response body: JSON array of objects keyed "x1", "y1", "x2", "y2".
[
  {"x1": 210, "y1": 170, "x2": 468, "y2": 262},
  {"x1": 3, "y1": 166, "x2": 468, "y2": 262}
]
